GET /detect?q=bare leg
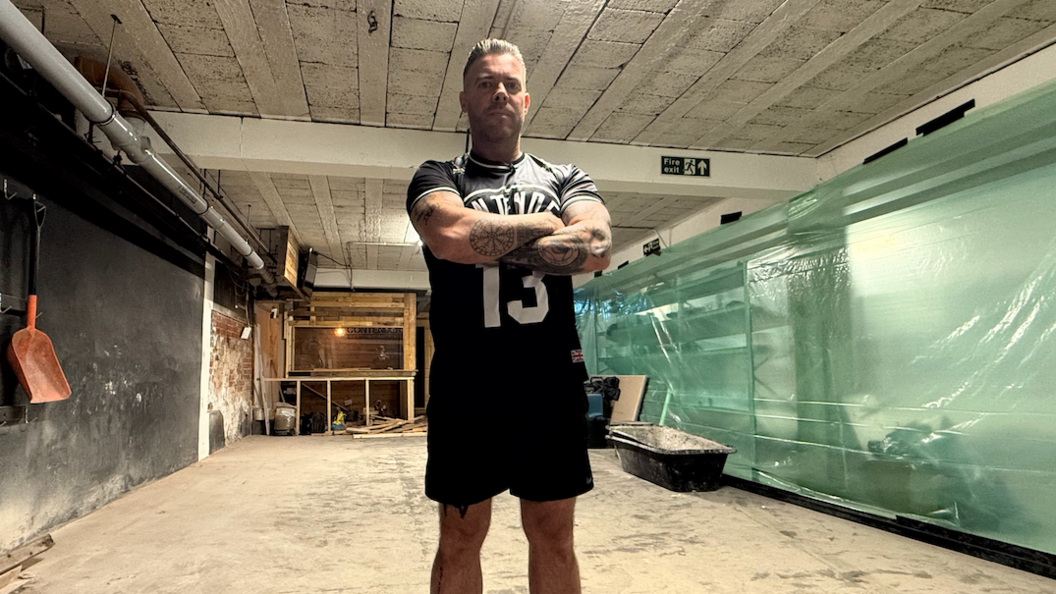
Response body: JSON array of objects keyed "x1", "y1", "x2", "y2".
[
  {"x1": 431, "y1": 499, "x2": 492, "y2": 594},
  {"x1": 521, "y1": 498, "x2": 581, "y2": 594}
]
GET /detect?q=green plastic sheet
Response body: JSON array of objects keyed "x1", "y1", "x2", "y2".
[{"x1": 576, "y1": 78, "x2": 1056, "y2": 555}]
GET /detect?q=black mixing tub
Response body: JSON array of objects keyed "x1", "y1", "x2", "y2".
[{"x1": 607, "y1": 424, "x2": 736, "y2": 492}]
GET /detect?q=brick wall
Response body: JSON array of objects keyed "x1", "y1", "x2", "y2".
[{"x1": 209, "y1": 310, "x2": 254, "y2": 445}]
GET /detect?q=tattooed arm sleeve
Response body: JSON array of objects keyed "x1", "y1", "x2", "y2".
[
  {"x1": 408, "y1": 191, "x2": 563, "y2": 264},
  {"x1": 406, "y1": 160, "x2": 563, "y2": 264},
  {"x1": 498, "y1": 200, "x2": 612, "y2": 275}
]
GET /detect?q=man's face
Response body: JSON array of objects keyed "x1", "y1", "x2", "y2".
[{"x1": 460, "y1": 53, "x2": 530, "y2": 144}]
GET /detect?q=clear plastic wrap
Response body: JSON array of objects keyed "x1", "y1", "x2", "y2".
[{"x1": 576, "y1": 79, "x2": 1056, "y2": 555}]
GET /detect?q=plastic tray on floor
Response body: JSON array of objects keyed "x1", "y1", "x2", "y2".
[{"x1": 607, "y1": 423, "x2": 736, "y2": 492}]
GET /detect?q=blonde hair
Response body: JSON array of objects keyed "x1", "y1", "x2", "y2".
[{"x1": 463, "y1": 39, "x2": 526, "y2": 80}]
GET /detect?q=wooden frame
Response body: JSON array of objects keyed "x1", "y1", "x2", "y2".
[
  {"x1": 264, "y1": 371, "x2": 415, "y2": 435},
  {"x1": 273, "y1": 292, "x2": 418, "y2": 434},
  {"x1": 285, "y1": 292, "x2": 416, "y2": 373}
]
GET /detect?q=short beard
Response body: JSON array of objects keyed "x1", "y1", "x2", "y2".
[{"x1": 467, "y1": 112, "x2": 523, "y2": 145}]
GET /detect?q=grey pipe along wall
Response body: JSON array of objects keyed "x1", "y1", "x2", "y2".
[{"x1": 0, "y1": 0, "x2": 276, "y2": 286}]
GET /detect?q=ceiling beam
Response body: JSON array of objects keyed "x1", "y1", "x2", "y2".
[
  {"x1": 399, "y1": 220, "x2": 420, "y2": 269},
  {"x1": 69, "y1": 0, "x2": 205, "y2": 111},
  {"x1": 819, "y1": 32, "x2": 1056, "y2": 172},
  {"x1": 566, "y1": 0, "x2": 726, "y2": 141},
  {"x1": 397, "y1": 246, "x2": 417, "y2": 270},
  {"x1": 364, "y1": 179, "x2": 384, "y2": 269},
  {"x1": 358, "y1": 0, "x2": 391, "y2": 126},
  {"x1": 433, "y1": 0, "x2": 502, "y2": 131},
  {"x1": 694, "y1": 0, "x2": 927, "y2": 148},
  {"x1": 308, "y1": 175, "x2": 345, "y2": 265},
  {"x1": 522, "y1": 0, "x2": 607, "y2": 129},
  {"x1": 521, "y1": 137, "x2": 816, "y2": 202},
  {"x1": 248, "y1": 0, "x2": 310, "y2": 119},
  {"x1": 489, "y1": 0, "x2": 519, "y2": 38},
  {"x1": 248, "y1": 172, "x2": 303, "y2": 244},
  {"x1": 213, "y1": 0, "x2": 286, "y2": 116},
  {"x1": 632, "y1": 0, "x2": 823, "y2": 146},
  {"x1": 777, "y1": 0, "x2": 1033, "y2": 155},
  {"x1": 147, "y1": 111, "x2": 817, "y2": 202},
  {"x1": 620, "y1": 196, "x2": 688, "y2": 228}
]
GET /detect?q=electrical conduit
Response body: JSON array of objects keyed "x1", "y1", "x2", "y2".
[{"x1": 0, "y1": 0, "x2": 275, "y2": 284}]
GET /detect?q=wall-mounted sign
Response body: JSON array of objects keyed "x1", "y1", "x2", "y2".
[{"x1": 661, "y1": 156, "x2": 710, "y2": 177}]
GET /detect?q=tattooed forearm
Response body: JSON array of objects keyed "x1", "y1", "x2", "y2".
[
  {"x1": 469, "y1": 219, "x2": 516, "y2": 256},
  {"x1": 411, "y1": 198, "x2": 442, "y2": 227},
  {"x1": 500, "y1": 235, "x2": 590, "y2": 275},
  {"x1": 589, "y1": 225, "x2": 612, "y2": 258},
  {"x1": 500, "y1": 218, "x2": 610, "y2": 274},
  {"x1": 469, "y1": 218, "x2": 556, "y2": 258}
]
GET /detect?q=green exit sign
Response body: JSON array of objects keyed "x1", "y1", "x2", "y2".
[{"x1": 661, "y1": 156, "x2": 710, "y2": 177}]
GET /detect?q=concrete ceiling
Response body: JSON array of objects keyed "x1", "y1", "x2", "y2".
[{"x1": 13, "y1": 0, "x2": 1056, "y2": 274}]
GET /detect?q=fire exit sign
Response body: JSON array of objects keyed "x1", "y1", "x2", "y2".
[{"x1": 661, "y1": 156, "x2": 710, "y2": 177}]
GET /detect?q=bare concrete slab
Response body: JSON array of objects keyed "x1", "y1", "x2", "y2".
[{"x1": 18, "y1": 435, "x2": 1055, "y2": 593}]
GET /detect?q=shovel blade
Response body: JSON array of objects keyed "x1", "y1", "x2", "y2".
[{"x1": 6, "y1": 328, "x2": 71, "y2": 403}]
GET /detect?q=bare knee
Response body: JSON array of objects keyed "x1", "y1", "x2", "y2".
[
  {"x1": 521, "y1": 499, "x2": 575, "y2": 552},
  {"x1": 438, "y1": 501, "x2": 491, "y2": 556}
]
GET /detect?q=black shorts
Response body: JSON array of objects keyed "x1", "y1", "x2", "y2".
[{"x1": 424, "y1": 365, "x2": 593, "y2": 506}]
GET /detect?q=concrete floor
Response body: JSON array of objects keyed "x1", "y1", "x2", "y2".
[{"x1": 18, "y1": 435, "x2": 1055, "y2": 594}]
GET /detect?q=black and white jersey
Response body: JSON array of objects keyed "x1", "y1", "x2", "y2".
[{"x1": 407, "y1": 151, "x2": 603, "y2": 385}]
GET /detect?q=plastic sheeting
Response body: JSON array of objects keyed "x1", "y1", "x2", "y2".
[{"x1": 576, "y1": 78, "x2": 1056, "y2": 556}]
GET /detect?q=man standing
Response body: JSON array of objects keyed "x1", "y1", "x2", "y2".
[{"x1": 406, "y1": 39, "x2": 612, "y2": 594}]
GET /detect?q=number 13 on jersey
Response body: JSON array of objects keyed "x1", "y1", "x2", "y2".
[{"x1": 478, "y1": 263, "x2": 549, "y2": 328}]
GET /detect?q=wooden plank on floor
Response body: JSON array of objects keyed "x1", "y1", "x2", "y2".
[
  {"x1": 0, "y1": 534, "x2": 53, "y2": 575},
  {"x1": 0, "y1": 566, "x2": 21, "y2": 590},
  {"x1": 351, "y1": 430, "x2": 427, "y2": 439}
]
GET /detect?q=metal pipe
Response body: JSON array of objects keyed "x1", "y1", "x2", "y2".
[
  {"x1": 0, "y1": 0, "x2": 275, "y2": 285},
  {"x1": 126, "y1": 98, "x2": 275, "y2": 263},
  {"x1": 74, "y1": 56, "x2": 272, "y2": 262}
]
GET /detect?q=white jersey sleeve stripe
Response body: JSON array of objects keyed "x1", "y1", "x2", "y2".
[
  {"x1": 410, "y1": 186, "x2": 460, "y2": 210},
  {"x1": 560, "y1": 193, "x2": 603, "y2": 214}
]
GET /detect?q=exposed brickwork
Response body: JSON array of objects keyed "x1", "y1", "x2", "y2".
[{"x1": 209, "y1": 310, "x2": 254, "y2": 445}]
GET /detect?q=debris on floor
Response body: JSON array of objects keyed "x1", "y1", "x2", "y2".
[
  {"x1": 0, "y1": 534, "x2": 52, "y2": 593},
  {"x1": 346, "y1": 415, "x2": 427, "y2": 437}
]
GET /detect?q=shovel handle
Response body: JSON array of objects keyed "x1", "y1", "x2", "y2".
[
  {"x1": 26, "y1": 295, "x2": 37, "y2": 330},
  {"x1": 27, "y1": 197, "x2": 41, "y2": 299}
]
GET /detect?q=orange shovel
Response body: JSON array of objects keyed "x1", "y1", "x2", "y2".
[{"x1": 6, "y1": 198, "x2": 71, "y2": 402}]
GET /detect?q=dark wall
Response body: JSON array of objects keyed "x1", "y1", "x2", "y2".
[{"x1": 0, "y1": 193, "x2": 204, "y2": 553}]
